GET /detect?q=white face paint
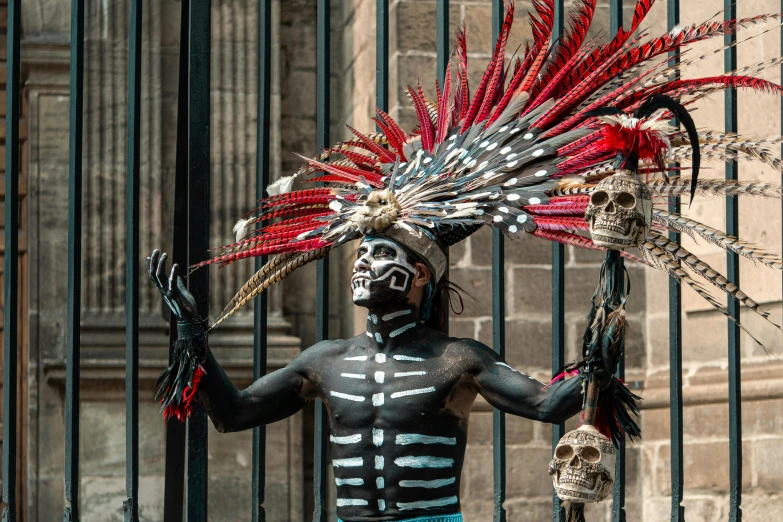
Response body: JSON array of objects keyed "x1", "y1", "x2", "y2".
[{"x1": 351, "y1": 238, "x2": 418, "y2": 308}]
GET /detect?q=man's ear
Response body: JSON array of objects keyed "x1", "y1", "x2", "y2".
[{"x1": 413, "y1": 262, "x2": 431, "y2": 288}]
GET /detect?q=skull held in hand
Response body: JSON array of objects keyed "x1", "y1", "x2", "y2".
[
  {"x1": 585, "y1": 170, "x2": 652, "y2": 250},
  {"x1": 549, "y1": 425, "x2": 616, "y2": 503}
]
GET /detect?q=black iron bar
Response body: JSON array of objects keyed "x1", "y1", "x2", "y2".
[
  {"x1": 252, "y1": 1, "x2": 272, "y2": 520},
  {"x1": 64, "y1": 0, "x2": 85, "y2": 519},
  {"x1": 608, "y1": 3, "x2": 627, "y2": 520},
  {"x1": 376, "y1": 0, "x2": 388, "y2": 114},
  {"x1": 163, "y1": 1, "x2": 190, "y2": 520},
  {"x1": 667, "y1": 1, "x2": 685, "y2": 521},
  {"x1": 724, "y1": 0, "x2": 742, "y2": 520},
  {"x1": 186, "y1": 1, "x2": 211, "y2": 520},
  {"x1": 124, "y1": 1, "x2": 143, "y2": 521},
  {"x1": 313, "y1": 1, "x2": 331, "y2": 520},
  {"x1": 436, "y1": 0, "x2": 449, "y2": 86},
  {"x1": 2, "y1": 1, "x2": 21, "y2": 521},
  {"x1": 551, "y1": 2, "x2": 565, "y2": 521},
  {"x1": 436, "y1": 0, "x2": 449, "y2": 334},
  {"x1": 607, "y1": 1, "x2": 629, "y2": 519},
  {"x1": 490, "y1": 3, "x2": 506, "y2": 522}
]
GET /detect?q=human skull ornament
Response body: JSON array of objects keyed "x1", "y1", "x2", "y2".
[
  {"x1": 549, "y1": 425, "x2": 616, "y2": 503},
  {"x1": 585, "y1": 170, "x2": 652, "y2": 250}
]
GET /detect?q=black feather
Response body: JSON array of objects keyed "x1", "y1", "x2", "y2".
[{"x1": 634, "y1": 94, "x2": 700, "y2": 205}]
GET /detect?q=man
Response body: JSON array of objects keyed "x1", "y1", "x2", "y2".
[{"x1": 148, "y1": 233, "x2": 586, "y2": 521}]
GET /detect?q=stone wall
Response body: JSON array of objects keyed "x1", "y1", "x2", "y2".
[
  {"x1": 12, "y1": 0, "x2": 783, "y2": 520},
  {"x1": 339, "y1": 0, "x2": 783, "y2": 521}
]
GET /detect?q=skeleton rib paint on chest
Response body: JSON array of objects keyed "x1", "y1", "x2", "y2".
[{"x1": 326, "y1": 305, "x2": 465, "y2": 512}]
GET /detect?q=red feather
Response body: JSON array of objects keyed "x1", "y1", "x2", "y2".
[
  {"x1": 162, "y1": 367, "x2": 205, "y2": 423},
  {"x1": 373, "y1": 117, "x2": 405, "y2": 157},
  {"x1": 551, "y1": 0, "x2": 656, "y2": 100},
  {"x1": 345, "y1": 124, "x2": 397, "y2": 163},
  {"x1": 534, "y1": 0, "x2": 597, "y2": 95},
  {"x1": 376, "y1": 108, "x2": 409, "y2": 148},
  {"x1": 485, "y1": 57, "x2": 526, "y2": 128},
  {"x1": 196, "y1": 238, "x2": 333, "y2": 269},
  {"x1": 533, "y1": 216, "x2": 590, "y2": 231},
  {"x1": 330, "y1": 147, "x2": 381, "y2": 169},
  {"x1": 595, "y1": 122, "x2": 670, "y2": 163},
  {"x1": 532, "y1": 228, "x2": 601, "y2": 249},
  {"x1": 524, "y1": 200, "x2": 590, "y2": 216},
  {"x1": 263, "y1": 188, "x2": 332, "y2": 204},
  {"x1": 301, "y1": 156, "x2": 385, "y2": 187},
  {"x1": 407, "y1": 85, "x2": 436, "y2": 152},
  {"x1": 258, "y1": 212, "x2": 332, "y2": 233},
  {"x1": 556, "y1": 129, "x2": 603, "y2": 156},
  {"x1": 473, "y1": 1, "x2": 515, "y2": 125},
  {"x1": 436, "y1": 60, "x2": 454, "y2": 144},
  {"x1": 454, "y1": 26, "x2": 470, "y2": 125},
  {"x1": 531, "y1": 34, "x2": 644, "y2": 130},
  {"x1": 518, "y1": 42, "x2": 550, "y2": 95}
]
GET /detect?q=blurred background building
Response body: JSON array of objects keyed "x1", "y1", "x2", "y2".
[{"x1": 1, "y1": 0, "x2": 782, "y2": 520}]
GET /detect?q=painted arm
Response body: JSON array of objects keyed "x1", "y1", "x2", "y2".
[
  {"x1": 147, "y1": 249, "x2": 318, "y2": 433},
  {"x1": 197, "y1": 346, "x2": 319, "y2": 433},
  {"x1": 467, "y1": 340, "x2": 583, "y2": 423}
]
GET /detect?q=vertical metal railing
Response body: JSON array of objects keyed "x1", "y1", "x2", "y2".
[
  {"x1": 64, "y1": 0, "x2": 85, "y2": 519},
  {"x1": 124, "y1": 1, "x2": 143, "y2": 521},
  {"x1": 724, "y1": 0, "x2": 742, "y2": 520},
  {"x1": 8, "y1": 0, "x2": 761, "y2": 519},
  {"x1": 163, "y1": 2, "x2": 190, "y2": 520},
  {"x1": 436, "y1": 0, "x2": 449, "y2": 336},
  {"x1": 1, "y1": 1, "x2": 20, "y2": 521},
  {"x1": 551, "y1": 2, "x2": 565, "y2": 521},
  {"x1": 313, "y1": 1, "x2": 331, "y2": 519},
  {"x1": 490, "y1": 4, "x2": 507, "y2": 522},
  {"x1": 667, "y1": 0, "x2": 685, "y2": 521},
  {"x1": 186, "y1": 2, "x2": 211, "y2": 520},
  {"x1": 377, "y1": 1, "x2": 389, "y2": 114},
  {"x1": 252, "y1": 1, "x2": 272, "y2": 520},
  {"x1": 436, "y1": 1, "x2": 449, "y2": 94},
  {"x1": 608, "y1": 4, "x2": 627, "y2": 521}
]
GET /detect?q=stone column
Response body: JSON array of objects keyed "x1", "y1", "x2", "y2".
[{"x1": 21, "y1": 0, "x2": 303, "y2": 520}]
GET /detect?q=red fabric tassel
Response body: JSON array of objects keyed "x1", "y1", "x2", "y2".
[
  {"x1": 163, "y1": 366, "x2": 205, "y2": 423},
  {"x1": 545, "y1": 368, "x2": 579, "y2": 388},
  {"x1": 589, "y1": 400, "x2": 614, "y2": 439}
]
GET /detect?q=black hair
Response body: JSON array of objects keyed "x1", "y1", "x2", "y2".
[{"x1": 422, "y1": 278, "x2": 466, "y2": 333}]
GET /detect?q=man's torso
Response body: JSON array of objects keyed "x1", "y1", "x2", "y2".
[{"x1": 314, "y1": 329, "x2": 478, "y2": 521}]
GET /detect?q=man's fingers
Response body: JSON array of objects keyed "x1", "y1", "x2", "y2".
[
  {"x1": 156, "y1": 253, "x2": 168, "y2": 288},
  {"x1": 169, "y1": 264, "x2": 180, "y2": 297},
  {"x1": 149, "y1": 250, "x2": 162, "y2": 287}
]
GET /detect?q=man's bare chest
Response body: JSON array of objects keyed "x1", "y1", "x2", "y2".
[{"x1": 319, "y1": 344, "x2": 473, "y2": 430}]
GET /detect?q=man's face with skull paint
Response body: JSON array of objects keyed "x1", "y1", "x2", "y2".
[{"x1": 352, "y1": 238, "x2": 419, "y2": 308}]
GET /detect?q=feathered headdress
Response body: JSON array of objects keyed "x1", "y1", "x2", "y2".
[{"x1": 196, "y1": 0, "x2": 783, "y2": 354}]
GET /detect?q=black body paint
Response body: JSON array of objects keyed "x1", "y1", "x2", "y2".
[
  {"x1": 198, "y1": 312, "x2": 582, "y2": 520},
  {"x1": 149, "y1": 239, "x2": 583, "y2": 521}
]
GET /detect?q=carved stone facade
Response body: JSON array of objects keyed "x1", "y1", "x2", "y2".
[
  {"x1": 20, "y1": 0, "x2": 305, "y2": 520},
  {"x1": 12, "y1": 0, "x2": 783, "y2": 521}
]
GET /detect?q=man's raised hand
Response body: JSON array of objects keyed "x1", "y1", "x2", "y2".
[{"x1": 146, "y1": 249, "x2": 199, "y2": 323}]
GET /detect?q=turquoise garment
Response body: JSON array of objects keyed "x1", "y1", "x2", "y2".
[{"x1": 338, "y1": 514, "x2": 462, "y2": 522}]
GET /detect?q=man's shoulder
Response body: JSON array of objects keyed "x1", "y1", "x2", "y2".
[
  {"x1": 296, "y1": 338, "x2": 354, "y2": 362},
  {"x1": 444, "y1": 334, "x2": 490, "y2": 353}
]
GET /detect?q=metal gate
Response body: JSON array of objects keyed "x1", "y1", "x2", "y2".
[{"x1": 0, "y1": 0, "x2": 748, "y2": 521}]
